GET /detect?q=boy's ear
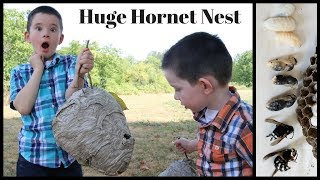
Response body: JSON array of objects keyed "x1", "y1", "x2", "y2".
[
  {"x1": 24, "y1": 31, "x2": 31, "y2": 43},
  {"x1": 198, "y1": 77, "x2": 214, "y2": 94},
  {"x1": 59, "y1": 34, "x2": 64, "y2": 45}
]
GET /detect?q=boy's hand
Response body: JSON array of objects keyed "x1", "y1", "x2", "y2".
[
  {"x1": 29, "y1": 53, "x2": 44, "y2": 71},
  {"x1": 174, "y1": 137, "x2": 195, "y2": 154},
  {"x1": 76, "y1": 48, "x2": 94, "y2": 77}
]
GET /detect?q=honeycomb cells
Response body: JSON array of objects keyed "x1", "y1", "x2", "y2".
[{"x1": 296, "y1": 48, "x2": 317, "y2": 159}]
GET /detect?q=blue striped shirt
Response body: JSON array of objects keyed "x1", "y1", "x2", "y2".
[{"x1": 9, "y1": 53, "x2": 88, "y2": 168}]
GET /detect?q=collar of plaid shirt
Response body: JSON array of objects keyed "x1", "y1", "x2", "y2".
[
  {"x1": 44, "y1": 53, "x2": 61, "y2": 68},
  {"x1": 193, "y1": 86, "x2": 241, "y2": 133}
]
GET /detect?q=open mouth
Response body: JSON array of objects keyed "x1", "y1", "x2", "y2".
[{"x1": 41, "y1": 42, "x2": 49, "y2": 49}]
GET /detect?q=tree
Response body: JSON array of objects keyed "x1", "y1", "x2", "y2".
[
  {"x1": 231, "y1": 50, "x2": 253, "y2": 87},
  {"x1": 58, "y1": 40, "x2": 83, "y2": 56},
  {"x1": 3, "y1": 8, "x2": 33, "y2": 93}
]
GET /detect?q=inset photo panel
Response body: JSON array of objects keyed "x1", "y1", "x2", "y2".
[{"x1": 255, "y1": 3, "x2": 317, "y2": 177}]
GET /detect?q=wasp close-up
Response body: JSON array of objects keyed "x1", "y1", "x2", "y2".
[
  {"x1": 266, "y1": 55, "x2": 297, "y2": 71},
  {"x1": 271, "y1": 74, "x2": 298, "y2": 87},
  {"x1": 265, "y1": 118, "x2": 294, "y2": 146},
  {"x1": 266, "y1": 93, "x2": 297, "y2": 111},
  {"x1": 263, "y1": 148, "x2": 298, "y2": 176}
]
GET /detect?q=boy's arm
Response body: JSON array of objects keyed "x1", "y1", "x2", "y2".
[
  {"x1": 65, "y1": 48, "x2": 94, "y2": 99},
  {"x1": 12, "y1": 54, "x2": 45, "y2": 115},
  {"x1": 174, "y1": 138, "x2": 198, "y2": 154},
  {"x1": 189, "y1": 139, "x2": 198, "y2": 153},
  {"x1": 65, "y1": 75, "x2": 85, "y2": 99}
]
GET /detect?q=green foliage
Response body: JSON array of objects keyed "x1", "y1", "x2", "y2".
[
  {"x1": 55, "y1": 41, "x2": 172, "y2": 95},
  {"x1": 3, "y1": 9, "x2": 33, "y2": 91},
  {"x1": 231, "y1": 50, "x2": 253, "y2": 87},
  {"x1": 58, "y1": 40, "x2": 83, "y2": 56}
]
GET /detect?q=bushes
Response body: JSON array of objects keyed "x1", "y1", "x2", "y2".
[{"x1": 231, "y1": 50, "x2": 253, "y2": 87}]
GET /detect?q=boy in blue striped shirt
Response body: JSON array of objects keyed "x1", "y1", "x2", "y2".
[{"x1": 9, "y1": 6, "x2": 94, "y2": 176}]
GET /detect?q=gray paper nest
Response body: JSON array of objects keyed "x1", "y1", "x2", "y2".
[
  {"x1": 158, "y1": 158, "x2": 198, "y2": 176},
  {"x1": 52, "y1": 87, "x2": 135, "y2": 176}
]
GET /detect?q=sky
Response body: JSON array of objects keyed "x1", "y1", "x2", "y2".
[{"x1": 4, "y1": 3, "x2": 252, "y2": 60}]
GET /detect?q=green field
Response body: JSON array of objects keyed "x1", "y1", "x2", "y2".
[{"x1": 3, "y1": 89, "x2": 252, "y2": 176}]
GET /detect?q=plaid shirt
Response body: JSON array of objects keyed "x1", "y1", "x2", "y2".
[
  {"x1": 193, "y1": 86, "x2": 253, "y2": 176},
  {"x1": 9, "y1": 53, "x2": 88, "y2": 168}
]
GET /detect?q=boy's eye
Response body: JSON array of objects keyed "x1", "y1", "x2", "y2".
[
  {"x1": 50, "y1": 27, "x2": 57, "y2": 32},
  {"x1": 35, "y1": 26, "x2": 42, "y2": 31}
]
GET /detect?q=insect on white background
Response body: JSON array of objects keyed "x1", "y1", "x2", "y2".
[{"x1": 256, "y1": 3, "x2": 317, "y2": 177}]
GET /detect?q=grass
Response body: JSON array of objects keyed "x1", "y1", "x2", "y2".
[{"x1": 3, "y1": 89, "x2": 252, "y2": 177}]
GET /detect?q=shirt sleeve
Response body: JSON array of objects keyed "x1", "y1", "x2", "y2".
[
  {"x1": 235, "y1": 122, "x2": 253, "y2": 167},
  {"x1": 66, "y1": 55, "x2": 88, "y2": 88},
  {"x1": 9, "y1": 67, "x2": 25, "y2": 110}
]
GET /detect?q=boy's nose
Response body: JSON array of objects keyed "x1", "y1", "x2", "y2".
[{"x1": 42, "y1": 30, "x2": 50, "y2": 38}]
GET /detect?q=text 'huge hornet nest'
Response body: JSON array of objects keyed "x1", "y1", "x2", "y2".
[
  {"x1": 52, "y1": 87, "x2": 135, "y2": 176},
  {"x1": 296, "y1": 47, "x2": 317, "y2": 159}
]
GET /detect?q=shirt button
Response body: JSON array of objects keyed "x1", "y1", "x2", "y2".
[
  {"x1": 200, "y1": 154, "x2": 203, "y2": 157},
  {"x1": 215, "y1": 146, "x2": 219, "y2": 150},
  {"x1": 52, "y1": 104, "x2": 55, "y2": 108},
  {"x1": 48, "y1": 86, "x2": 51, "y2": 89}
]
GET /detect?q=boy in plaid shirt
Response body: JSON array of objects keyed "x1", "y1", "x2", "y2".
[
  {"x1": 9, "y1": 6, "x2": 94, "y2": 176},
  {"x1": 162, "y1": 32, "x2": 253, "y2": 176}
]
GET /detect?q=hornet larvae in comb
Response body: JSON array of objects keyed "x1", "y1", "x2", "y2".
[
  {"x1": 263, "y1": 16, "x2": 296, "y2": 32},
  {"x1": 275, "y1": 32, "x2": 302, "y2": 48},
  {"x1": 273, "y1": 3, "x2": 296, "y2": 17}
]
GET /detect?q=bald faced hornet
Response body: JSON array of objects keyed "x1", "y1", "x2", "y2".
[
  {"x1": 271, "y1": 75, "x2": 298, "y2": 87},
  {"x1": 265, "y1": 118, "x2": 294, "y2": 146},
  {"x1": 263, "y1": 148, "x2": 298, "y2": 176},
  {"x1": 267, "y1": 55, "x2": 297, "y2": 71},
  {"x1": 266, "y1": 93, "x2": 297, "y2": 111}
]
